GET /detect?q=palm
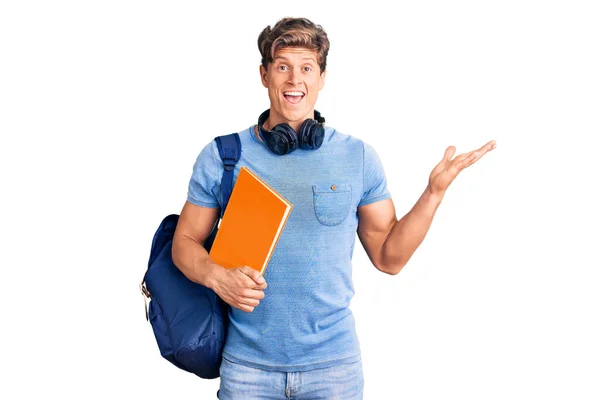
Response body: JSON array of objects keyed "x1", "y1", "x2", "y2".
[{"x1": 428, "y1": 140, "x2": 496, "y2": 196}]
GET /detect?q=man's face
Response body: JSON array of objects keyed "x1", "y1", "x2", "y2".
[{"x1": 260, "y1": 47, "x2": 326, "y2": 129}]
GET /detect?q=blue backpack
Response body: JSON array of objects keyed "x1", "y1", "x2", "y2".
[{"x1": 141, "y1": 133, "x2": 241, "y2": 379}]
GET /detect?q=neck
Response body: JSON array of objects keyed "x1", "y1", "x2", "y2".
[{"x1": 265, "y1": 109, "x2": 315, "y2": 133}]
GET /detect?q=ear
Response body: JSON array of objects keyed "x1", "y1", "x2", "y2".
[
  {"x1": 318, "y1": 69, "x2": 326, "y2": 91},
  {"x1": 260, "y1": 65, "x2": 269, "y2": 88}
]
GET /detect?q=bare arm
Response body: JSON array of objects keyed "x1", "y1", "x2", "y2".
[
  {"x1": 357, "y1": 192, "x2": 442, "y2": 275},
  {"x1": 357, "y1": 140, "x2": 496, "y2": 275},
  {"x1": 172, "y1": 201, "x2": 222, "y2": 287},
  {"x1": 172, "y1": 201, "x2": 267, "y2": 312}
]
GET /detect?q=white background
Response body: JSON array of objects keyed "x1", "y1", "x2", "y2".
[{"x1": 1, "y1": 0, "x2": 599, "y2": 399}]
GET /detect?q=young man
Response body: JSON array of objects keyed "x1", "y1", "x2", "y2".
[{"x1": 172, "y1": 17, "x2": 495, "y2": 399}]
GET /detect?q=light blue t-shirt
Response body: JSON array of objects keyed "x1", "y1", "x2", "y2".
[{"x1": 187, "y1": 124, "x2": 391, "y2": 372}]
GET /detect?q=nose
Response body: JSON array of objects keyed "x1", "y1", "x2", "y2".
[{"x1": 288, "y1": 67, "x2": 303, "y2": 85}]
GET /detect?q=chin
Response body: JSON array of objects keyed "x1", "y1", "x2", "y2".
[{"x1": 281, "y1": 108, "x2": 312, "y2": 123}]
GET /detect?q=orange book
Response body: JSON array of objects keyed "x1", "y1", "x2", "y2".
[{"x1": 209, "y1": 166, "x2": 293, "y2": 275}]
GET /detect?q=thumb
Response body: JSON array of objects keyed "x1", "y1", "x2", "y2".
[
  {"x1": 444, "y1": 146, "x2": 456, "y2": 161},
  {"x1": 240, "y1": 266, "x2": 266, "y2": 285}
]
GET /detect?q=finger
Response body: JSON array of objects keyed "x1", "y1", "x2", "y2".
[
  {"x1": 458, "y1": 150, "x2": 483, "y2": 170},
  {"x1": 444, "y1": 146, "x2": 456, "y2": 161},
  {"x1": 447, "y1": 152, "x2": 473, "y2": 174},
  {"x1": 448, "y1": 141, "x2": 495, "y2": 172},
  {"x1": 239, "y1": 297, "x2": 261, "y2": 307},
  {"x1": 239, "y1": 304, "x2": 255, "y2": 313},
  {"x1": 253, "y1": 278, "x2": 267, "y2": 290},
  {"x1": 465, "y1": 152, "x2": 479, "y2": 167},
  {"x1": 239, "y1": 266, "x2": 267, "y2": 285},
  {"x1": 456, "y1": 140, "x2": 496, "y2": 162},
  {"x1": 450, "y1": 152, "x2": 471, "y2": 167},
  {"x1": 242, "y1": 288, "x2": 266, "y2": 300},
  {"x1": 468, "y1": 142, "x2": 494, "y2": 163},
  {"x1": 474, "y1": 140, "x2": 496, "y2": 155}
]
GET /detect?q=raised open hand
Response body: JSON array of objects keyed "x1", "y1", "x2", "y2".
[{"x1": 428, "y1": 140, "x2": 496, "y2": 197}]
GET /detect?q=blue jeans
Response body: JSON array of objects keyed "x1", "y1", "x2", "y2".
[{"x1": 217, "y1": 357, "x2": 364, "y2": 400}]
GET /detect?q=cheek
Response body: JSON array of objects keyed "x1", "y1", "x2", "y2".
[
  {"x1": 268, "y1": 86, "x2": 280, "y2": 99},
  {"x1": 308, "y1": 76, "x2": 322, "y2": 89},
  {"x1": 308, "y1": 82, "x2": 322, "y2": 95},
  {"x1": 268, "y1": 78, "x2": 285, "y2": 93}
]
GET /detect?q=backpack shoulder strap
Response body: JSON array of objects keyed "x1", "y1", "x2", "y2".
[
  {"x1": 214, "y1": 133, "x2": 241, "y2": 218},
  {"x1": 141, "y1": 133, "x2": 241, "y2": 305}
]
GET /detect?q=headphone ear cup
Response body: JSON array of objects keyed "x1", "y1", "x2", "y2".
[
  {"x1": 312, "y1": 124, "x2": 325, "y2": 148},
  {"x1": 269, "y1": 124, "x2": 298, "y2": 155},
  {"x1": 299, "y1": 119, "x2": 325, "y2": 150}
]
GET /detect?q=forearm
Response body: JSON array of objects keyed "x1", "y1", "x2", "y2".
[
  {"x1": 172, "y1": 236, "x2": 224, "y2": 289},
  {"x1": 381, "y1": 186, "x2": 444, "y2": 273}
]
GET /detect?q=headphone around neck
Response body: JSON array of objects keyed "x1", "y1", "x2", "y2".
[{"x1": 257, "y1": 109, "x2": 326, "y2": 156}]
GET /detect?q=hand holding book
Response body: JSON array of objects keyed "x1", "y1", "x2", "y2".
[{"x1": 210, "y1": 264, "x2": 267, "y2": 313}]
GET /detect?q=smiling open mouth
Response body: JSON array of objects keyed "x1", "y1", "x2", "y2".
[{"x1": 283, "y1": 91, "x2": 305, "y2": 104}]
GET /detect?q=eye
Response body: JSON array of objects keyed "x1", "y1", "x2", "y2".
[
  {"x1": 303, "y1": 67, "x2": 312, "y2": 72},
  {"x1": 278, "y1": 65, "x2": 288, "y2": 71}
]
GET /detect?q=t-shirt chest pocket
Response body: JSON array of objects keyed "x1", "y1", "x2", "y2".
[{"x1": 311, "y1": 182, "x2": 352, "y2": 226}]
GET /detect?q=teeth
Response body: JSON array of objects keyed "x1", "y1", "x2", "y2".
[{"x1": 284, "y1": 92, "x2": 304, "y2": 96}]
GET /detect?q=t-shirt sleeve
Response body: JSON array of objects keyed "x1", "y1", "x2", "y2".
[
  {"x1": 187, "y1": 141, "x2": 221, "y2": 208},
  {"x1": 358, "y1": 142, "x2": 392, "y2": 207}
]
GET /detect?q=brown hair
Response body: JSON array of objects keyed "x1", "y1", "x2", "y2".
[{"x1": 258, "y1": 17, "x2": 330, "y2": 73}]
